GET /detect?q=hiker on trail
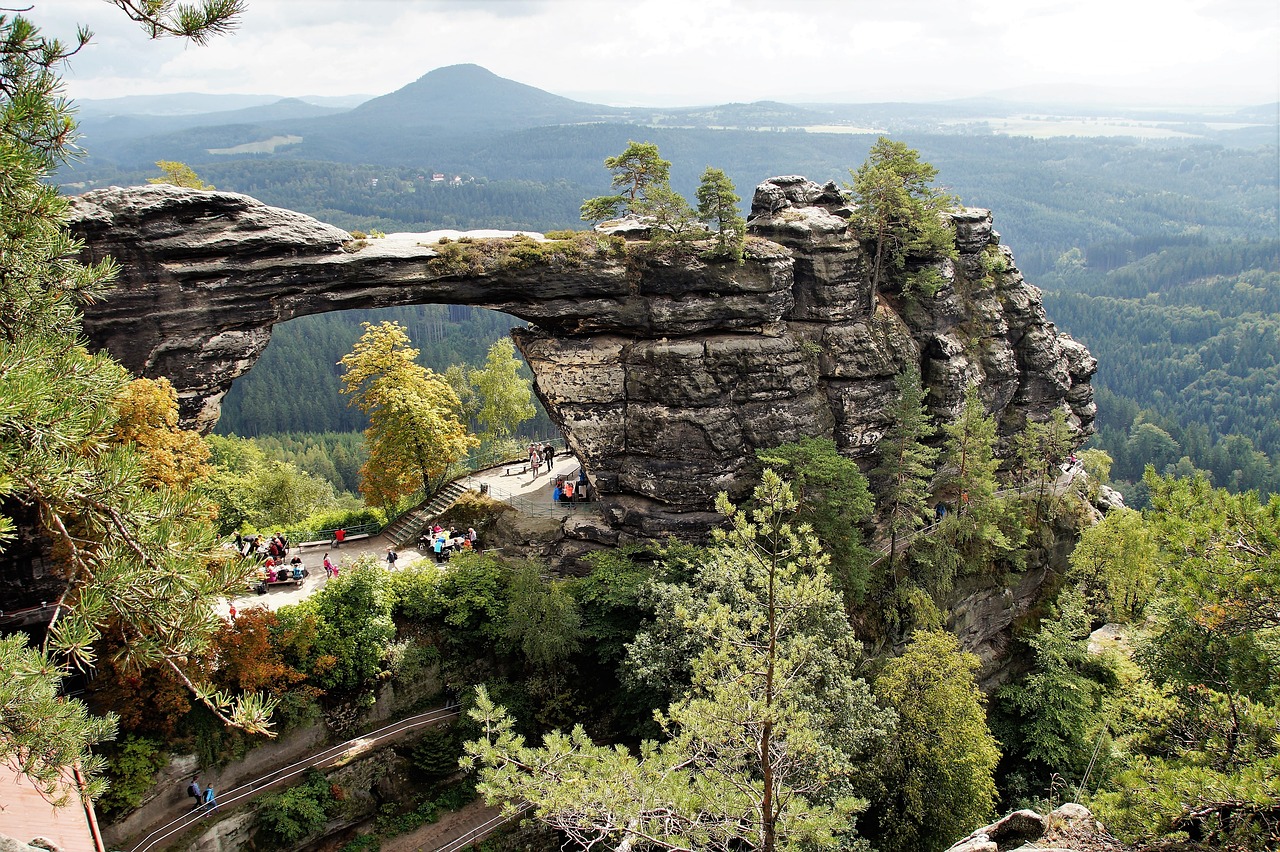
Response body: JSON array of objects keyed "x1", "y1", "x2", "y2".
[
  {"x1": 228, "y1": 605, "x2": 236, "y2": 621},
  {"x1": 386, "y1": 547, "x2": 398, "y2": 567},
  {"x1": 203, "y1": 785, "x2": 218, "y2": 812},
  {"x1": 186, "y1": 776, "x2": 202, "y2": 808}
]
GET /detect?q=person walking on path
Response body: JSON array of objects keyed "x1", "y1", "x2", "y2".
[
  {"x1": 386, "y1": 547, "x2": 398, "y2": 568},
  {"x1": 186, "y1": 776, "x2": 202, "y2": 809},
  {"x1": 323, "y1": 553, "x2": 335, "y2": 578},
  {"x1": 202, "y1": 786, "x2": 218, "y2": 812}
]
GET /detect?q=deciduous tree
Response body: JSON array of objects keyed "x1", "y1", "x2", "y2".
[
  {"x1": 147, "y1": 159, "x2": 213, "y2": 189},
  {"x1": 869, "y1": 629, "x2": 1000, "y2": 852},
  {"x1": 339, "y1": 321, "x2": 477, "y2": 508},
  {"x1": 470, "y1": 338, "x2": 536, "y2": 445}
]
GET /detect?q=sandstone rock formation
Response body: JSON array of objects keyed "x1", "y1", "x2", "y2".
[
  {"x1": 946, "y1": 803, "x2": 1128, "y2": 852},
  {"x1": 71, "y1": 180, "x2": 1095, "y2": 538}
]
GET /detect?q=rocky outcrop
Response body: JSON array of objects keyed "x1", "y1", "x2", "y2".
[
  {"x1": 71, "y1": 180, "x2": 1094, "y2": 538},
  {"x1": 946, "y1": 803, "x2": 1127, "y2": 852}
]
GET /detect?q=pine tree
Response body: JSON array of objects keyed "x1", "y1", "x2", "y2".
[
  {"x1": 580, "y1": 140, "x2": 671, "y2": 222},
  {"x1": 464, "y1": 471, "x2": 892, "y2": 852},
  {"x1": 849, "y1": 137, "x2": 957, "y2": 310},
  {"x1": 873, "y1": 363, "x2": 940, "y2": 573},
  {"x1": 936, "y1": 383, "x2": 1022, "y2": 570},
  {"x1": 696, "y1": 166, "x2": 745, "y2": 260},
  {"x1": 0, "y1": 2, "x2": 269, "y2": 804}
]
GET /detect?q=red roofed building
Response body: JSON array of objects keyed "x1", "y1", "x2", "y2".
[{"x1": 0, "y1": 763, "x2": 104, "y2": 852}]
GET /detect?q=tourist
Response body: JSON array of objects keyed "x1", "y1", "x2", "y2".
[
  {"x1": 202, "y1": 785, "x2": 218, "y2": 812},
  {"x1": 186, "y1": 776, "x2": 202, "y2": 809},
  {"x1": 228, "y1": 605, "x2": 236, "y2": 621},
  {"x1": 386, "y1": 547, "x2": 398, "y2": 567},
  {"x1": 323, "y1": 553, "x2": 335, "y2": 578}
]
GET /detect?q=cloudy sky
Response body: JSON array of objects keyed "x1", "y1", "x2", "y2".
[{"x1": 42, "y1": 0, "x2": 1280, "y2": 107}]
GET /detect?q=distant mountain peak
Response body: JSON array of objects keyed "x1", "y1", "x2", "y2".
[{"x1": 346, "y1": 63, "x2": 619, "y2": 131}]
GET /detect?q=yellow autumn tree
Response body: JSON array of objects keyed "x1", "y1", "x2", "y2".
[
  {"x1": 148, "y1": 160, "x2": 213, "y2": 189},
  {"x1": 339, "y1": 321, "x2": 477, "y2": 509},
  {"x1": 113, "y1": 376, "x2": 212, "y2": 489}
]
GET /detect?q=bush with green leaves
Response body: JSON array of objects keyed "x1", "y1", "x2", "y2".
[
  {"x1": 256, "y1": 769, "x2": 337, "y2": 844},
  {"x1": 96, "y1": 736, "x2": 169, "y2": 818}
]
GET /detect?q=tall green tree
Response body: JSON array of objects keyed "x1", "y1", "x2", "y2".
[
  {"x1": 936, "y1": 383, "x2": 1022, "y2": 571},
  {"x1": 872, "y1": 363, "x2": 939, "y2": 572},
  {"x1": 580, "y1": 140, "x2": 671, "y2": 222},
  {"x1": 339, "y1": 320, "x2": 477, "y2": 508},
  {"x1": 849, "y1": 137, "x2": 957, "y2": 310},
  {"x1": 756, "y1": 437, "x2": 874, "y2": 603},
  {"x1": 464, "y1": 471, "x2": 892, "y2": 852},
  {"x1": 0, "y1": 1, "x2": 268, "y2": 803},
  {"x1": 1013, "y1": 408, "x2": 1074, "y2": 522},
  {"x1": 470, "y1": 337, "x2": 536, "y2": 445},
  {"x1": 869, "y1": 629, "x2": 1000, "y2": 852},
  {"x1": 696, "y1": 166, "x2": 745, "y2": 260}
]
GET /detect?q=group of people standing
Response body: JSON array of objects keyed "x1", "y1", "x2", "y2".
[{"x1": 528, "y1": 442, "x2": 556, "y2": 478}]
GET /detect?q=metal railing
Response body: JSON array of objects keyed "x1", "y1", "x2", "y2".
[
  {"x1": 433, "y1": 803, "x2": 531, "y2": 852},
  {"x1": 482, "y1": 482, "x2": 601, "y2": 520}
]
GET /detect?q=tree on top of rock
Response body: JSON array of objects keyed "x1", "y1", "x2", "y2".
[
  {"x1": 849, "y1": 137, "x2": 957, "y2": 310},
  {"x1": 696, "y1": 166, "x2": 746, "y2": 261},
  {"x1": 580, "y1": 140, "x2": 672, "y2": 222}
]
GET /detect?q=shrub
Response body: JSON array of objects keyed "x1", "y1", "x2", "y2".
[
  {"x1": 257, "y1": 769, "x2": 336, "y2": 844},
  {"x1": 97, "y1": 736, "x2": 168, "y2": 818}
]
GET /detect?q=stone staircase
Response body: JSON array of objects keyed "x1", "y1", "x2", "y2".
[{"x1": 384, "y1": 481, "x2": 472, "y2": 548}]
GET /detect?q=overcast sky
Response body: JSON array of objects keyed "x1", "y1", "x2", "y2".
[{"x1": 41, "y1": 0, "x2": 1280, "y2": 107}]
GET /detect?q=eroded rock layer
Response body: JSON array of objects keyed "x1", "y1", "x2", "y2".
[{"x1": 71, "y1": 179, "x2": 1095, "y2": 537}]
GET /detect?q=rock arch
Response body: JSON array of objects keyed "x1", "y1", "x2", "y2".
[{"x1": 71, "y1": 179, "x2": 1095, "y2": 536}]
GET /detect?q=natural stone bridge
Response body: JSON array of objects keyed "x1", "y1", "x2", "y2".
[{"x1": 71, "y1": 178, "x2": 1096, "y2": 537}]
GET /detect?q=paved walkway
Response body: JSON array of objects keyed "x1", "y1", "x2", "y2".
[{"x1": 216, "y1": 454, "x2": 587, "y2": 617}]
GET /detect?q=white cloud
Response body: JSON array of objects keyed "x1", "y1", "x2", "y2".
[{"x1": 36, "y1": 0, "x2": 1278, "y2": 105}]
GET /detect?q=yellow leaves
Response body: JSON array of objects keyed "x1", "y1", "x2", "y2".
[
  {"x1": 340, "y1": 321, "x2": 478, "y2": 507},
  {"x1": 112, "y1": 376, "x2": 211, "y2": 490}
]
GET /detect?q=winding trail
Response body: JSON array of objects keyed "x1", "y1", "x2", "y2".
[{"x1": 126, "y1": 705, "x2": 461, "y2": 852}]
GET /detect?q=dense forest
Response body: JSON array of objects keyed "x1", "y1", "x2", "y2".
[{"x1": 217, "y1": 303, "x2": 555, "y2": 439}]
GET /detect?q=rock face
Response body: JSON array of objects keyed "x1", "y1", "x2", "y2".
[{"x1": 71, "y1": 180, "x2": 1095, "y2": 538}]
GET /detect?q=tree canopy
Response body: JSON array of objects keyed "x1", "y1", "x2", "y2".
[
  {"x1": 465, "y1": 471, "x2": 892, "y2": 852},
  {"x1": 849, "y1": 137, "x2": 957, "y2": 308},
  {"x1": 339, "y1": 320, "x2": 477, "y2": 507}
]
